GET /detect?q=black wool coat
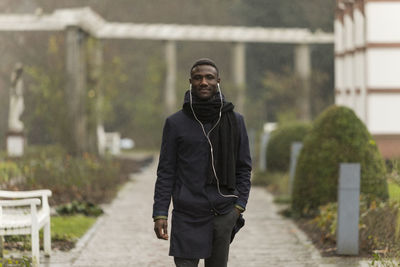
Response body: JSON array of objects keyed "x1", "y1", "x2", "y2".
[{"x1": 153, "y1": 98, "x2": 252, "y2": 259}]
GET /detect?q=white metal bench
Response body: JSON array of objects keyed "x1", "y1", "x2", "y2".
[{"x1": 0, "y1": 190, "x2": 52, "y2": 266}]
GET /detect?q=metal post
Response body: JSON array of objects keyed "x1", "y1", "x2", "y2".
[
  {"x1": 259, "y1": 132, "x2": 270, "y2": 172},
  {"x1": 232, "y1": 42, "x2": 246, "y2": 115},
  {"x1": 248, "y1": 128, "x2": 255, "y2": 160},
  {"x1": 165, "y1": 40, "x2": 177, "y2": 115},
  {"x1": 295, "y1": 44, "x2": 311, "y2": 121},
  {"x1": 66, "y1": 26, "x2": 88, "y2": 155},
  {"x1": 259, "y1": 122, "x2": 277, "y2": 172},
  {"x1": 288, "y1": 142, "x2": 303, "y2": 195},
  {"x1": 337, "y1": 163, "x2": 360, "y2": 255}
]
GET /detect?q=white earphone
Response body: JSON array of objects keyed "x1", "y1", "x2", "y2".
[{"x1": 189, "y1": 83, "x2": 238, "y2": 199}]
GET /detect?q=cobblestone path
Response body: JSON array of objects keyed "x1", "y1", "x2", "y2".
[{"x1": 44, "y1": 157, "x2": 370, "y2": 267}]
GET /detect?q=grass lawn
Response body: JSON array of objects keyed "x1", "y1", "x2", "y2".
[
  {"x1": 1, "y1": 215, "x2": 97, "y2": 265},
  {"x1": 3, "y1": 215, "x2": 97, "y2": 250},
  {"x1": 51, "y1": 215, "x2": 97, "y2": 241},
  {"x1": 388, "y1": 181, "x2": 400, "y2": 202}
]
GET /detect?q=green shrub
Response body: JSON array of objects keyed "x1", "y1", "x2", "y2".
[
  {"x1": 1, "y1": 145, "x2": 121, "y2": 205},
  {"x1": 0, "y1": 161, "x2": 21, "y2": 184},
  {"x1": 20, "y1": 151, "x2": 121, "y2": 205},
  {"x1": 56, "y1": 201, "x2": 103, "y2": 217},
  {"x1": 387, "y1": 159, "x2": 400, "y2": 202},
  {"x1": 266, "y1": 122, "x2": 311, "y2": 172},
  {"x1": 292, "y1": 106, "x2": 388, "y2": 216},
  {"x1": 0, "y1": 146, "x2": 151, "y2": 206}
]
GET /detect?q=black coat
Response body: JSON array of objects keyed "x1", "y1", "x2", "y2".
[{"x1": 153, "y1": 99, "x2": 252, "y2": 259}]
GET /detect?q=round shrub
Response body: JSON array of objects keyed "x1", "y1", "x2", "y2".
[
  {"x1": 291, "y1": 105, "x2": 388, "y2": 216},
  {"x1": 266, "y1": 122, "x2": 311, "y2": 172}
]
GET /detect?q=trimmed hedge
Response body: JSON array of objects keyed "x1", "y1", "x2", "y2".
[
  {"x1": 266, "y1": 122, "x2": 311, "y2": 172},
  {"x1": 292, "y1": 106, "x2": 388, "y2": 216}
]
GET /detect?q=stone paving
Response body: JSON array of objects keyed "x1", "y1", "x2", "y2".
[{"x1": 42, "y1": 156, "x2": 371, "y2": 267}]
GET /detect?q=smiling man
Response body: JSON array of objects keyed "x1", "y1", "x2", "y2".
[{"x1": 153, "y1": 58, "x2": 252, "y2": 267}]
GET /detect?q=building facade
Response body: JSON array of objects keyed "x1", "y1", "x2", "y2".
[{"x1": 335, "y1": 0, "x2": 400, "y2": 158}]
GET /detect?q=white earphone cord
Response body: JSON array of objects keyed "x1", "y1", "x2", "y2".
[{"x1": 189, "y1": 84, "x2": 238, "y2": 199}]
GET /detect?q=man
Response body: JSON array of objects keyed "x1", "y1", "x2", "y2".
[{"x1": 153, "y1": 58, "x2": 251, "y2": 267}]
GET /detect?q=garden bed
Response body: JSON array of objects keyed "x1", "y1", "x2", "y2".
[
  {"x1": 0, "y1": 147, "x2": 153, "y2": 254},
  {"x1": 254, "y1": 168, "x2": 400, "y2": 260}
]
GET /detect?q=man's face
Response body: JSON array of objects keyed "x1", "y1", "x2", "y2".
[{"x1": 190, "y1": 65, "x2": 220, "y2": 100}]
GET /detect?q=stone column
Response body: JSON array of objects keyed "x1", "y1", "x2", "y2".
[
  {"x1": 295, "y1": 44, "x2": 311, "y2": 121},
  {"x1": 165, "y1": 40, "x2": 177, "y2": 115},
  {"x1": 232, "y1": 42, "x2": 246, "y2": 114},
  {"x1": 65, "y1": 26, "x2": 88, "y2": 155},
  {"x1": 89, "y1": 38, "x2": 104, "y2": 155}
]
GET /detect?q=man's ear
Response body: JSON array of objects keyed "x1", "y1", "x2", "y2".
[
  {"x1": 189, "y1": 78, "x2": 192, "y2": 84},
  {"x1": 217, "y1": 78, "x2": 221, "y2": 83}
]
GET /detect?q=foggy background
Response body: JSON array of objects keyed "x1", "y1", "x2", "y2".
[{"x1": 0, "y1": 0, "x2": 335, "y2": 149}]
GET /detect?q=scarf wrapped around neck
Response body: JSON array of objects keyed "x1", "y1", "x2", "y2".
[{"x1": 182, "y1": 90, "x2": 238, "y2": 190}]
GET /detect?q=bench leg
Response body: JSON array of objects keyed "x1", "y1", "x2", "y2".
[
  {"x1": 31, "y1": 228, "x2": 40, "y2": 267},
  {"x1": 44, "y1": 218, "x2": 51, "y2": 256}
]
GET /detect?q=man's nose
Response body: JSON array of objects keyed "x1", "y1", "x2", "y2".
[{"x1": 200, "y1": 77, "x2": 208, "y2": 86}]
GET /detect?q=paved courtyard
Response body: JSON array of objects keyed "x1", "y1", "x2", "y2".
[{"x1": 43, "y1": 156, "x2": 370, "y2": 267}]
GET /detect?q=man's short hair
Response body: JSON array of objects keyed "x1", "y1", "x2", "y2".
[{"x1": 190, "y1": 58, "x2": 219, "y2": 76}]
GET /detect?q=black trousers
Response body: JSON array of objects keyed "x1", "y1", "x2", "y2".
[{"x1": 174, "y1": 208, "x2": 239, "y2": 267}]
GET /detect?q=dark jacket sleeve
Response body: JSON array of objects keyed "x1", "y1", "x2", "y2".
[
  {"x1": 235, "y1": 114, "x2": 252, "y2": 210},
  {"x1": 152, "y1": 118, "x2": 178, "y2": 218}
]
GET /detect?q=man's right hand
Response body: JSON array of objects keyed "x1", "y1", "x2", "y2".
[{"x1": 154, "y1": 219, "x2": 169, "y2": 240}]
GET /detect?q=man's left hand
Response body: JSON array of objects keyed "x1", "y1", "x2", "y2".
[{"x1": 234, "y1": 207, "x2": 241, "y2": 216}]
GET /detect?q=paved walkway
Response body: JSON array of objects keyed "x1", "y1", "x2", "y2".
[{"x1": 43, "y1": 157, "x2": 370, "y2": 267}]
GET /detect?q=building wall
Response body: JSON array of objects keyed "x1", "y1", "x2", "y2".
[{"x1": 335, "y1": 0, "x2": 400, "y2": 158}]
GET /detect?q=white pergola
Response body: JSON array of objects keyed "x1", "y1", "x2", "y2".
[
  {"x1": 0, "y1": 7, "x2": 333, "y2": 42},
  {"x1": 0, "y1": 7, "x2": 333, "y2": 153}
]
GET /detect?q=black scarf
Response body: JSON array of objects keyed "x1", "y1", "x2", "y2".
[{"x1": 182, "y1": 91, "x2": 239, "y2": 190}]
